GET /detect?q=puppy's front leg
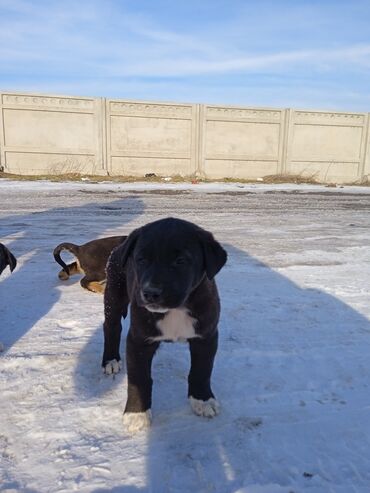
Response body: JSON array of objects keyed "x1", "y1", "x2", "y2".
[
  {"x1": 102, "y1": 315, "x2": 123, "y2": 375},
  {"x1": 102, "y1": 254, "x2": 128, "y2": 374},
  {"x1": 188, "y1": 331, "x2": 220, "y2": 418},
  {"x1": 124, "y1": 331, "x2": 159, "y2": 433}
]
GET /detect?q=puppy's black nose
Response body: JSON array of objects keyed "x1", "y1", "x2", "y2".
[{"x1": 142, "y1": 286, "x2": 163, "y2": 303}]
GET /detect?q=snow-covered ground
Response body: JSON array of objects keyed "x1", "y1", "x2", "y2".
[{"x1": 1, "y1": 180, "x2": 370, "y2": 493}]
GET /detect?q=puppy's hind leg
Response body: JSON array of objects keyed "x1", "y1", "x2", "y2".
[
  {"x1": 80, "y1": 277, "x2": 106, "y2": 294},
  {"x1": 58, "y1": 261, "x2": 81, "y2": 280}
]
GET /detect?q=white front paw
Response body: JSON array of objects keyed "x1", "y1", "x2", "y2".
[
  {"x1": 103, "y1": 359, "x2": 121, "y2": 375},
  {"x1": 189, "y1": 397, "x2": 220, "y2": 418},
  {"x1": 123, "y1": 410, "x2": 152, "y2": 434}
]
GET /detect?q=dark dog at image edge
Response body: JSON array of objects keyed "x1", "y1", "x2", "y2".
[
  {"x1": 0, "y1": 243, "x2": 17, "y2": 276},
  {"x1": 102, "y1": 217, "x2": 227, "y2": 433},
  {"x1": 53, "y1": 236, "x2": 126, "y2": 293}
]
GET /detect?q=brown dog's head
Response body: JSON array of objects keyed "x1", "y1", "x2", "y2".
[
  {"x1": 117, "y1": 217, "x2": 227, "y2": 313},
  {"x1": 0, "y1": 243, "x2": 17, "y2": 276}
]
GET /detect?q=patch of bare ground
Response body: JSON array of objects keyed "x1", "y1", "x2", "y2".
[{"x1": 1, "y1": 171, "x2": 369, "y2": 187}]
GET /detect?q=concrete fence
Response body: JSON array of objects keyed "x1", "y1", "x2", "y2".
[{"x1": 1, "y1": 91, "x2": 370, "y2": 184}]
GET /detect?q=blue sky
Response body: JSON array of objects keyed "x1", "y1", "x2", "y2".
[{"x1": 1, "y1": 0, "x2": 370, "y2": 110}]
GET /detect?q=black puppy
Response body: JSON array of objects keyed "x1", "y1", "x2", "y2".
[
  {"x1": 0, "y1": 243, "x2": 17, "y2": 276},
  {"x1": 102, "y1": 217, "x2": 227, "y2": 433},
  {"x1": 54, "y1": 236, "x2": 126, "y2": 293}
]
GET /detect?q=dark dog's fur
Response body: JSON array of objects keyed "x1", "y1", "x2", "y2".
[
  {"x1": 102, "y1": 217, "x2": 227, "y2": 433},
  {"x1": 0, "y1": 243, "x2": 17, "y2": 276},
  {"x1": 53, "y1": 236, "x2": 126, "y2": 293}
]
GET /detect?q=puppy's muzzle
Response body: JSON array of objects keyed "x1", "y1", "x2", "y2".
[{"x1": 141, "y1": 285, "x2": 163, "y2": 304}]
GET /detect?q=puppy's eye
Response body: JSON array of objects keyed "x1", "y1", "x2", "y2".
[{"x1": 174, "y1": 256, "x2": 187, "y2": 265}]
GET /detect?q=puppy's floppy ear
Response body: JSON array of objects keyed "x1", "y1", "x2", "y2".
[
  {"x1": 116, "y1": 227, "x2": 142, "y2": 267},
  {"x1": 3, "y1": 245, "x2": 17, "y2": 272},
  {"x1": 198, "y1": 229, "x2": 227, "y2": 280}
]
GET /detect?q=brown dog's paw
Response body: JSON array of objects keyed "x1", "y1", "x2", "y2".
[
  {"x1": 58, "y1": 270, "x2": 69, "y2": 280},
  {"x1": 84, "y1": 280, "x2": 106, "y2": 294}
]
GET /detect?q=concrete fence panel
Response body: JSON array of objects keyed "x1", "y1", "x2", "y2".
[
  {"x1": 105, "y1": 99, "x2": 199, "y2": 177},
  {"x1": 199, "y1": 105, "x2": 287, "y2": 180},
  {"x1": 285, "y1": 110, "x2": 368, "y2": 184},
  {"x1": 0, "y1": 92, "x2": 105, "y2": 175}
]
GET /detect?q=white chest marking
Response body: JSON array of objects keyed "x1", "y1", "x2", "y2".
[{"x1": 152, "y1": 308, "x2": 199, "y2": 342}]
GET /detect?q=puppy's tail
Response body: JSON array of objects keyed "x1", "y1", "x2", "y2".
[{"x1": 53, "y1": 242, "x2": 80, "y2": 276}]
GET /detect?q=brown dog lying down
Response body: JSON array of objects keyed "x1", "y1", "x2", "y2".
[
  {"x1": 0, "y1": 243, "x2": 17, "y2": 276},
  {"x1": 53, "y1": 236, "x2": 126, "y2": 293}
]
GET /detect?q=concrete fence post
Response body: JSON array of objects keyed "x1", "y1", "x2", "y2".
[
  {"x1": 280, "y1": 108, "x2": 292, "y2": 175},
  {"x1": 361, "y1": 114, "x2": 370, "y2": 182},
  {"x1": 0, "y1": 93, "x2": 5, "y2": 171},
  {"x1": 197, "y1": 104, "x2": 205, "y2": 178},
  {"x1": 99, "y1": 97, "x2": 108, "y2": 175}
]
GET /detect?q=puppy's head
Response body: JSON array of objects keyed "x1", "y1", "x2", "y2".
[
  {"x1": 0, "y1": 243, "x2": 17, "y2": 276},
  {"x1": 118, "y1": 218, "x2": 227, "y2": 313}
]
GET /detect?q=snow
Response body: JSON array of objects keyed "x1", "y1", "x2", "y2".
[
  {"x1": 1, "y1": 180, "x2": 370, "y2": 493},
  {"x1": 1, "y1": 178, "x2": 370, "y2": 195}
]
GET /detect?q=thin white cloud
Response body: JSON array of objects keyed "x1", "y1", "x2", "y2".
[
  {"x1": 81, "y1": 43, "x2": 370, "y2": 77},
  {"x1": 0, "y1": 0, "x2": 369, "y2": 77}
]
